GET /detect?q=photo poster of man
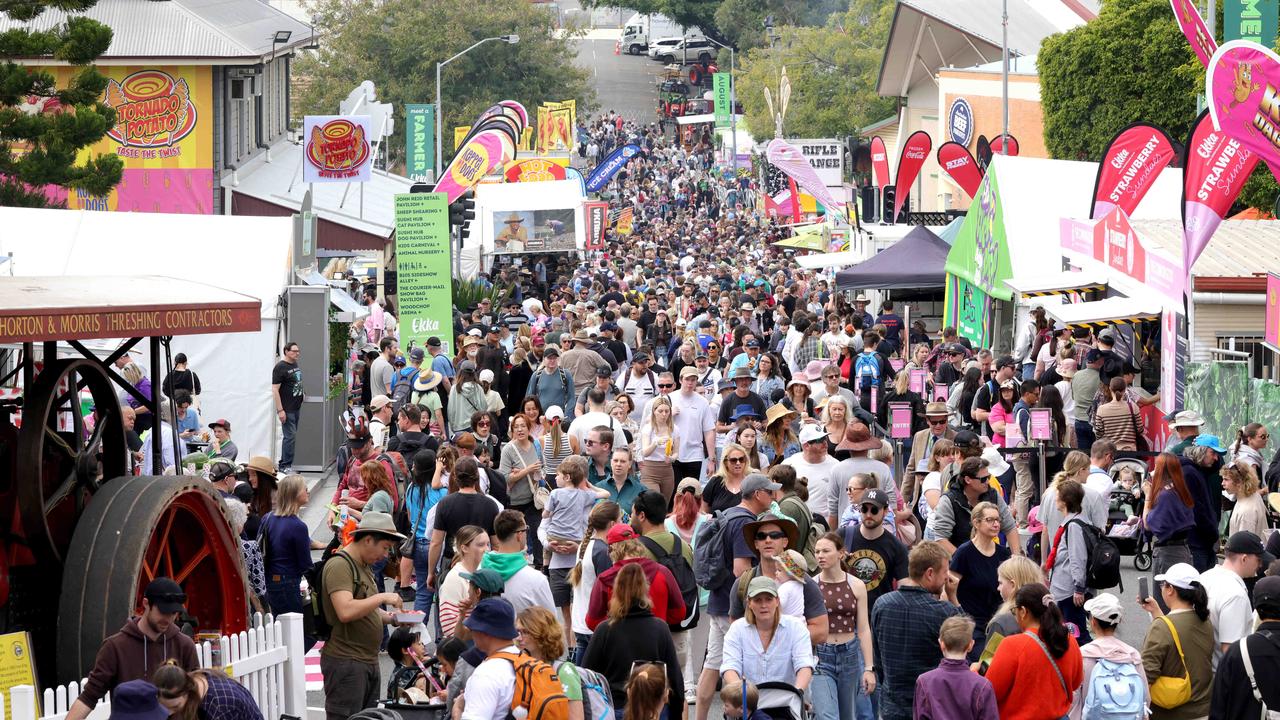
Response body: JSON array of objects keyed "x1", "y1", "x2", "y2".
[{"x1": 491, "y1": 208, "x2": 577, "y2": 253}]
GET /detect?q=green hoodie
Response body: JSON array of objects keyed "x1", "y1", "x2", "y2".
[{"x1": 480, "y1": 550, "x2": 527, "y2": 582}]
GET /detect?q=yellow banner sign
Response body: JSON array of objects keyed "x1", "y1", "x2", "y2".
[{"x1": 0, "y1": 632, "x2": 38, "y2": 719}]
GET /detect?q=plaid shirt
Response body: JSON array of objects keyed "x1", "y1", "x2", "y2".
[
  {"x1": 870, "y1": 585, "x2": 961, "y2": 720},
  {"x1": 202, "y1": 671, "x2": 264, "y2": 720}
]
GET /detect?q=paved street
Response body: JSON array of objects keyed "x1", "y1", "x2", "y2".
[{"x1": 572, "y1": 34, "x2": 662, "y2": 125}]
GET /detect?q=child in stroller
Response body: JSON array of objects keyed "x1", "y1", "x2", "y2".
[{"x1": 1107, "y1": 459, "x2": 1153, "y2": 570}]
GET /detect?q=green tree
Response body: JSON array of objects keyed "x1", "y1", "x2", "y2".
[
  {"x1": 580, "y1": 0, "x2": 723, "y2": 41},
  {"x1": 294, "y1": 0, "x2": 595, "y2": 170},
  {"x1": 714, "y1": 0, "x2": 845, "y2": 51},
  {"x1": 734, "y1": 0, "x2": 895, "y2": 141},
  {"x1": 0, "y1": 0, "x2": 121, "y2": 207},
  {"x1": 1040, "y1": 0, "x2": 1278, "y2": 213}
]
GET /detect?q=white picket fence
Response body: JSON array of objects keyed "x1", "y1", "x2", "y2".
[{"x1": 2, "y1": 612, "x2": 306, "y2": 720}]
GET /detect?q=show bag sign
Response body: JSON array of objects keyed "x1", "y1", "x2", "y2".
[
  {"x1": 304, "y1": 115, "x2": 373, "y2": 183},
  {"x1": 1089, "y1": 123, "x2": 1178, "y2": 219}
]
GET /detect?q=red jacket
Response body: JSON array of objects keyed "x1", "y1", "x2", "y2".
[{"x1": 585, "y1": 557, "x2": 686, "y2": 630}]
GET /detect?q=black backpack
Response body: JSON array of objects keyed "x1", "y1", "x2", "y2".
[
  {"x1": 303, "y1": 550, "x2": 360, "y2": 641},
  {"x1": 1066, "y1": 519, "x2": 1123, "y2": 591},
  {"x1": 638, "y1": 535, "x2": 700, "y2": 631}
]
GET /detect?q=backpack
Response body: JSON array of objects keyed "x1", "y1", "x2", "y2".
[
  {"x1": 303, "y1": 551, "x2": 359, "y2": 642},
  {"x1": 623, "y1": 368, "x2": 657, "y2": 398},
  {"x1": 490, "y1": 651, "x2": 570, "y2": 720},
  {"x1": 778, "y1": 494, "x2": 819, "y2": 572},
  {"x1": 1066, "y1": 519, "x2": 1123, "y2": 591},
  {"x1": 390, "y1": 367, "x2": 419, "y2": 413},
  {"x1": 638, "y1": 535, "x2": 700, "y2": 630},
  {"x1": 1082, "y1": 658, "x2": 1145, "y2": 720},
  {"x1": 854, "y1": 351, "x2": 881, "y2": 391},
  {"x1": 563, "y1": 663, "x2": 615, "y2": 720},
  {"x1": 376, "y1": 451, "x2": 411, "y2": 491},
  {"x1": 1241, "y1": 631, "x2": 1280, "y2": 720},
  {"x1": 693, "y1": 506, "x2": 755, "y2": 590}
]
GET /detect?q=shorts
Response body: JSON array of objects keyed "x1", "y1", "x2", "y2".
[
  {"x1": 703, "y1": 614, "x2": 732, "y2": 671},
  {"x1": 550, "y1": 567, "x2": 573, "y2": 607}
]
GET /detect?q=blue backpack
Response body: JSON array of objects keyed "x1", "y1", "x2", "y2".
[
  {"x1": 1082, "y1": 658, "x2": 1144, "y2": 720},
  {"x1": 854, "y1": 351, "x2": 881, "y2": 391},
  {"x1": 562, "y1": 662, "x2": 615, "y2": 720}
]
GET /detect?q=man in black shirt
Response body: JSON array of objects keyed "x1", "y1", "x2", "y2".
[
  {"x1": 271, "y1": 341, "x2": 303, "y2": 472},
  {"x1": 716, "y1": 367, "x2": 766, "y2": 432},
  {"x1": 600, "y1": 320, "x2": 629, "y2": 367},
  {"x1": 842, "y1": 488, "x2": 908, "y2": 609},
  {"x1": 425, "y1": 457, "x2": 500, "y2": 589}
]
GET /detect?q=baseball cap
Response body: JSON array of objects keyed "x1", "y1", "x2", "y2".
[
  {"x1": 459, "y1": 360, "x2": 477, "y2": 373},
  {"x1": 545, "y1": 405, "x2": 565, "y2": 421},
  {"x1": 369, "y1": 395, "x2": 392, "y2": 411},
  {"x1": 1254, "y1": 576, "x2": 1280, "y2": 614},
  {"x1": 606, "y1": 525, "x2": 639, "y2": 544},
  {"x1": 542, "y1": 346, "x2": 560, "y2": 357},
  {"x1": 144, "y1": 577, "x2": 187, "y2": 614},
  {"x1": 595, "y1": 365, "x2": 613, "y2": 378},
  {"x1": 1194, "y1": 434, "x2": 1228, "y2": 453},
  {"x1": 601, "y1": 321, "x2": 619, "y2": 332},
  {"x1": 460, "y1": 568, "x2": 505, "y2": 594},
  {"x1": 467, "y1": 328, "x2": 483, "y2": 337},
  {"x1": 676, "y1": 477, "x2": 702, "y2": 496},
  {"x1": 861, "y1": 488, "x2": 889, "y2": 509},
  {"x1": 798, "y1": 425, "x2": 828, "y2": 445},
  {"x1": 426, "y1": 336, "x2": 442, "y2": 348},
  {"x1": 1154, "y1": 562, "x2": 1201, "y2": 590},
  {"x1": 680, "y1": 365, "x2": 699, "y2": 379},
  {"x1": 208, "y1": 418, "x2": 231, "y2": 431},
  {"x1": 1085, "y1": 348, "x2": 1104, "y2": 364},
  {"x1": 745, "y1": 338, "x2": 761, "y2": 348},
  {"x1": 488, "y1": 325, "x2": 502, "y2": 334},
  {"x1": 746, "y1": 576, "x2": 779, "y2": 598},
  {"x1": 632, "y1": 352, "x2": 651, "y2": 363},
  {"x1": 1083, "y1": 593, "x2": 1124, "y2": 623},
  {"x1": 1225, "y1": 530, "x2": 1276, "y2": 564},
  {"x1": 409, "y1": 347, "x2": 426, "y2": 362},
  {"x1": 740, "y1": 472, "x2": 782, "y2": 495},
  {"x1": 462, "y1": 598, "x2": 518, "y2": 639},
  {"x1": 478, "y1": 368, "x2": 495, "y2": 383},
  {"x1": 995, "y1": 355, "x2": 1017, "y2": 370}
]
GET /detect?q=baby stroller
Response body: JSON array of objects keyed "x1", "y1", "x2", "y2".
[
  {"x1": 757, "y1": 681, "x2": 808, "y2": 720},
  {"x1": 1107, "y1": 459, "x2": 1153, "y2": 571}
]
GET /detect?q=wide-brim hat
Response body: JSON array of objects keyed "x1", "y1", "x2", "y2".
[
  {"x1": 571, "y1": 329, "x2": 591, "y2": 343},
  {"x1": 802, "y1": 360, "x2": 829, "y2": 382},
  {"x1": 245, "y1": 455, "x2": 277, "y2": 478},
  {"x1": 110, "y1": 680, "x2": 170, "y2": 720},
  {"x1": 413, "y1": 369, "x2": 443, "y2": 392},
  {"x1": 351, "y1": 511, "x2": 406, "y2": 541},
  {"x1": 764, "y1": 403, "x2": 797, "y2": 427},
  {"x1": 502, "y1": 212, "x2": 525, "y2": 224},
  {"x1": 836, "y1": 422, "x2": 879, "y2": 452},
  {"x1": 924, "y1": 402, "x2": 950, "y2": 417},
  {"x1": 741, "y1": 513, "x2": 799, "y2": 554},
  {"x1": 462, "y1": 335, "x2": 481, "y2": 348}
]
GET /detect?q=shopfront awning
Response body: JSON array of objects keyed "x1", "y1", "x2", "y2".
[
  {"x1": 1004, "y1": 271, "x2": 1108, "y2": 298},
  {"x1": 1044, "y1": 296, "x2": 1162, "y2": 330}
]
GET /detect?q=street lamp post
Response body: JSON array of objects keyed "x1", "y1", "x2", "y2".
[
  {"x1": 704, "y1": 36, "x2": 737, "y2": 171},
  {"x1": 434, "y1": 34, "x2": 520, "y2": 183}
]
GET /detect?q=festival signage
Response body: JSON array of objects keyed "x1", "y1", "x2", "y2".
[
  {"x1": 1225, "y1": 0, "x2": 1278, "y2": 43},
  {"x1": 614, "y1": 207, "x2": 634, "y2": 236},
  {"x1": 454, "y1": 126, "x2": 470, "y2": 150},
  {"x1": 937, "y1": 141, "x2": 984, "y2": 197},
  {"x1": 536, "y1": 100, "x2": 577, "y2": 154},
  {"x1": 766, "y1": 138, "x2": 846, "y2": 219},
  {"x1": 1030, "y1": 408, "x2": 1053, "y2": 441},
  {"x1": 395, "y1": 193, "x2": 453, "y2": 355},
  {"x1": 585, "y1": 144, "x2": 642, "y2": 192},
  {"x1": 990, "y1": 134, "x2": 1020, "y2": 156},
  {"x1": 404, "y1": 103, "x2": 435, "y2": 182},
  {"x1": 435, "y1": 129, "x2": 509, "y2": 204},
  {"x1": 504, "y1": 158, "x2": 568, "y2": 183},
  {"x1": 947, "y1": 98, "x2": 974, "y2": 145},
  {"x1": 713, "y1": 72, "x2": 732, "y2": 128},
  {"x1": 565, "y1": 166, "x2": 587, "y2": 195},
  {"x1": 1266, "y1": 272, "x2": 1280, "y2": 352},
  {"x1": 889, "y1": 403, "x2": 912, "y2": 439},
  {"x1": 303, "y1": 115, "x2": 373, "y2": 183},
  {"x1": 1207, "y1": 40, "x2": 1280, "y2": 181},
  {"x1": 29, "y1": 65, "x2": 214, "y2": 213},
  {"x1": 1182, "y1": 109, "x2": 1259, "y2": 275},
  {"x1": 869, "y1": 137, "x2": 891, "y2": 189},
  {"x1": 1089, "y1": 123, "x2": 1178, "y2": 219},
  {"x1": 791, "y1": 139, "x2": 845, "y2": 188},
  {"x1": 0, "y1": 631, "x2": 37, "y2": 719},
  {"x1": 584, "y1": 201, "x2": 608, "y2": 250},
  {"x1": 1161, "y1": 310, "x2": 1189, "y2": 413},
  {"x1": 908, "y1": 369, "x2": 928, "y2": 394},
  {"x1": 492, "y1": 209, "x2": 576, "y2": 253},
  {"x1": 1171, "y1": 0, "x2": 1218, "y2": 67},
  {"x1": 893, "y1": 131, "x2": 932, "y2": 222},
  {"x1": 1060, "y1": 207, "x2": 1186, "y2": 305}
]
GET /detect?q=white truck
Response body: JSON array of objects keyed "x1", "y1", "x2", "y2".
[{"x1": 620, "y1": 12, "x2": 699, "y2": 55}]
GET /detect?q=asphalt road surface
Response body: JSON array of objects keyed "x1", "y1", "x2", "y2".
[{"x1": 572, "y1": 34, "x2": 662, "y2": 125}]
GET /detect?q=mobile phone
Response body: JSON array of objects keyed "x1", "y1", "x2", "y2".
[{"x1": 1138, "y1": 576, "x2": 1150, "y2": 603}]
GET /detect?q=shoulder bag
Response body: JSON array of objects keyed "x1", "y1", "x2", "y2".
[
  {"x1": 1127, "y1": 400, "x2": 1150, "y2": 452},
  {"x1": 399, "y1": 486, "x2": 424, "y2": 557},
  {"x1": 1024, "y1": 630, "x2": 1069, "y2": 700},
  {"x1": 1150, "y1": 615, "x2": 1193, "y2": 708},
  {"x1": 1240, "y1": 630, "x2": 1280, "y2": 719}
]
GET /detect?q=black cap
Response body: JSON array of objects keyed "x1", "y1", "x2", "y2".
[
  {"x1": 632, "y1": 352, "x2": 650, "y2": 363},
  {"x1": 995, "y1": 355, "x2": 1017, "y2": 370},
  {"x1": 144, "y1": 577, "x2": 187, "y2": 614},
  {"x1": 1226, "y1": 531, "x2": 1276, "y2": 564},
  {"x1": 595, "y1": 365, "x2": 613, "y2": 378},
  {"x1": 426, "y1": 336, "x2": 441, "y2": 347},
  {"x1": 488, "y1": 325, "x2": 501, "y2": 334},
  {"x1": 861, "y1": 488, "x2": 889, "y2": 509},
  {"x1": 1255, "y1": 576, "x2": 1280, "y2": 615},
  {"x1": 1085, "y1": 348, "x2": 1104, "y2": 364}
]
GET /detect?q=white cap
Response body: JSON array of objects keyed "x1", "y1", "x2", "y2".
[
  {"x1": 1154, "y1": 563, "x2": 1200, "y2": 590},
  {"x1": 478, "y1": 368, "x2": 495, "y2": 383},
  {"x1": 1083, "y1": 593, "x2": 1124, "y2": 623},
  {"x1": 545, "y1": 405, "x2": 565, "y2": 421},
  {"x1": 798, "y1": 425, "x2": 829, "y2": 445},
  {"x1": 467, "y1": 328, "x2": 483, "y2": 337}
]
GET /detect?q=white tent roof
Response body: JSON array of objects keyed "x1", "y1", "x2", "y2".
[
  {"x1": 0, "y1": 206, "x2": 292, "y2": 459},
  {"x1": 1045, "y1": 296, "x2": 1163, "y2": 328}
]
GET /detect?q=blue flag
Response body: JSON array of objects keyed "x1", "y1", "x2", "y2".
[{"x1": 585, "y1": 144, "x2": 642, "y2": 193}]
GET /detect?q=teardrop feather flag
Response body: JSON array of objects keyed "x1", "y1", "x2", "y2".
[
  {"x1": 893, "y1": 130, "x2": 932, "y2": 222},
  {"x1": 937, "y1": 141, "x2": 984, "y2": 197}
]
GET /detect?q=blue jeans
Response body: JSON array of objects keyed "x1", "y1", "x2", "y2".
[
  {"x1": 812, "y1": 638, "x2": 873, "y2": 720},
  {"x1": 413, "y1": 537, "x2": 435, "y2": 613},
  {"x1": 280, "y1": 410, "x2": 299, "y2": 467},
  {"x1": 1073, "y1": 420, "x2": 1096, "y2": 452},
  {"x1": 266, "y1": 574, "x2": 317, "y2": 651},
  {"x1": 573, "y1": 632, "x2": 592, "y2": 665}
]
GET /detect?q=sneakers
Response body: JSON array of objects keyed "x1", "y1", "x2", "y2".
[{"x1": 685, "y1": 690, "x2": 696, "y2": 705}]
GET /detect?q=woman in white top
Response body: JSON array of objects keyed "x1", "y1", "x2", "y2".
[
  {"x1": 437, "y1": 526, "x2": 490, "y2": 639},
  {"x1": 569, "y1": 501, "x2": 620, "y2": 664},
  {"x1": 1225, "y1": 462, "x2": 1268, "y2": 539},
  {"x1": 721, "y1": 576, "x2": 815, "y2": 690},
  {"x1": 639, "y1": 395, "x2": 678, "y2": 501},
  {"x1": 918, "y1": 438, "x2": 959, "y2": 536}
]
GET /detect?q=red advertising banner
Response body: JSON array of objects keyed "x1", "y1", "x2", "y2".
[
  {"x1": 894, "y1": 130, "x2": 932, "y2": 222},
  {"x1": 990, "y1": 134, "x2": 1020, "y2": 157},
  {"x1": 1089, "y1": 123, "x2": 1178, "y2": 219},
  {"x1": 1170, "y1": 0, "x2": 1217, "y2": 68},
  {"x1": 584, "y1": 201, "x2": 608, "y2": 251},
  {"x1": 1182, "y1": 109, "x2": 1258, "y2": 275},
  {"x1": 937, "y1": 141, "x2": 984, "y2": 197},
  {"x1": 870, "y1": 136, "x2": 891, "y2": 189}
]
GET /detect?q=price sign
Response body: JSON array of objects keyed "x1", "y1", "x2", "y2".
[
  {"x1": 1030, "y1": 408, "x2": 1053, "y2": 441},
  {"x1": 934, "y1": 383, "x2": 950, "y2": 402},
  {"x1": 890, "y1": 402, "x2": 912, "y2": 439},
  {"x1": 908, "y1": 369, "x2": 928, "y2": 394}
]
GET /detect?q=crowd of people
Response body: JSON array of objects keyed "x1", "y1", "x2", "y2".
[{"x1": 80, "y1": 111, "x2": 1280, "y2": 720}]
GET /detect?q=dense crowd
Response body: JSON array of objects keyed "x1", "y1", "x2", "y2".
[{"x1": 82, "y1": 112, "x2": 1280, "y2": 720}]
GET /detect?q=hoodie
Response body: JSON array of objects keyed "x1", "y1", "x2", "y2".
[
  {"x1": 77, "y1": 617, "x2": 200, "y2": 707},
  {"x1": 1070, "y1": 636, "x2": 1147, "y2": 720},
  {"x1": 481, "y1": 550, "x2": 554, "y2": 616},
  {"x1": 584, "y1": 557, "x2": 685, "y2": 630}
]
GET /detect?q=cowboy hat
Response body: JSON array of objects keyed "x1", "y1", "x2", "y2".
[
  {"x1": 502, "y1": 212, "x2": 525, "y2": 224},
  {"x1": 244, "y1": 455, "x2": 277, "y2": 477},
  {"x1": 763, "y1": 403, "x2": 797, "y2": 427},
  {"x1": 836, "y1": 422, "x2": 880, "y2": 452},
  {"x1": 571, "y1": 329, "x2": 592, "y2": 343},
  {"x1": 462, "y1": 335, "x2": 481, "y2": 348},
  {"x1": 741, "y1": 512, "x2": 799, "y2": 554}
]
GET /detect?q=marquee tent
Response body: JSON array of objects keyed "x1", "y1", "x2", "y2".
[{"x1": 835, "y1": 225, "x2": 951, "y2": 291}]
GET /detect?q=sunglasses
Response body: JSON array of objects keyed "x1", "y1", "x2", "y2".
[
  {"x1": 928, "y1": 418, "x2": 947, "y2": 426},
  {"x1": 755, "y1": 531, "x2": 788, "y2": 540},
  {"x1": 860, "y1": 505, "x2": 883, "y2": 515},
  {"x1": 725, "y1": 456, "x2": 746, "y2": 464},
  {"x1": 477, "y1": 420, "x2": 491, "y2": 427},
  {"x1": 658, "y1": 383, "x2": 675, "y2": 389}
]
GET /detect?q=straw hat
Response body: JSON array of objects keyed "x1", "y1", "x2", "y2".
[
  {"x1": 245, "y1": 455, "x2": 277, "y2": 477},
  {"x1": 502, "y1": 212, "x2": 525, "y2": 224},
  {"x1": 764, "y1": 403, "x2": 797, "y2": 427}
]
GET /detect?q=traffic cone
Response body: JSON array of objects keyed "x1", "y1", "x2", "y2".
[{"x1": 614, "y1": 41, "x2": 621, "y2": 55}]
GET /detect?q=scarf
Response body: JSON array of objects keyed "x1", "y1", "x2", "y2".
[{"x1": 480, "y1": 551, "x2": 528, "y2": 582}]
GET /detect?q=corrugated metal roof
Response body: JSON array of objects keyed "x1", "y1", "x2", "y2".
[
  {"x1": 901, "y1": 0, "x2": 1065, "y2": 52},
  {"x1": 1128, "y1": 218, "x2": 1280, "y2": 280},
  {"x1": 0, "y1": 0, "x2": 312, "y2": 60}
]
